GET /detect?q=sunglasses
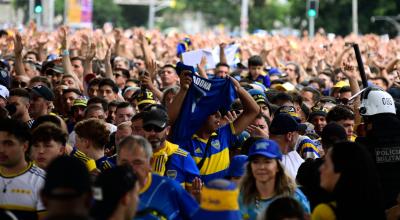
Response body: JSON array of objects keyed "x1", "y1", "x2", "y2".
[{"x1": 143, "y1": 124, "x2": 165, "y2": 132}]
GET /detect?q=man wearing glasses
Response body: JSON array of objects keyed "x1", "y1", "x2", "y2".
[{"x1": 141, "y1": 104, "x2": 200, "y2": 190}]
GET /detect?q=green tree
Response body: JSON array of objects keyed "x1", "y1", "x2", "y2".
[
  {"x1": 288, "y1": 0, "x2": 400, "y2": 37},
  {"x1": 178, "y1": 0, "x2": 289, "y2": 32}
]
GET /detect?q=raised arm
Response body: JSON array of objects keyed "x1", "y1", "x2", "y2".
[
  {"x1": 141, "y1": 60, "x2": 163, "y2": 101},
  {"x1": 196, "y1": 56, "x2": 208, "y2": 79},
  {"x1": 168, "y1": 71, "x2": 192, "y2": 125},
  {"x1": 230, "y1": 76, "x2": 260, "y2": 135},
  {"x1": 104, "y1": 45, "x2": 113, "y2": 79},
  {"x1": 342, "y1": 62, "x2": 362, "y2": 126},
  {"x1": 139, "y1": 31, "x2": 154, "y2": 77},
  {"x1": 13, "y1": 33, "x2": 27, "y2": 76},
  {"x1": 83, "y1": 40, "x2": 96, "y2": 79},
  {"x1": 333, "y1": 46, "x2": 352, "y2": 70},
  {"x1": 219, "y1": 43, "x2": 227, "y2": 65},
  {"x1": 36, "y1": 33, "x2": 48, "y2": 62},
  {"x1": 60, "y1": 27, "x2": 84, "y2": 91}
]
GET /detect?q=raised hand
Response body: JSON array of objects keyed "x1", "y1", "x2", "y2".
[
  {"x1": 13, "y1": 32, "x2": 23, "y2": 55},
  {"x1": 179, "y1": 71, "x2": 192, "y2": 91},
  {"x1": 146, "y1": 59, "x2": 157, "y2": 78},
  {"x1": 60, "y1": 27, "x2": 68, "y2": 50},
  {"x1": 228, "y1": 75, "x2": 241, "y2": 91},
  {"x1": 247, "y1": 124, "x2": 269, "y2": 138},
  {"x1": 37, "y1": 33, "x2": 48, "y2": 47},
  {"x1": 85, "y1": 42, "x2": 96, "y2": 61},
  {"x1": 342, "y1": 61, "x2": 358, "y2": 79}
]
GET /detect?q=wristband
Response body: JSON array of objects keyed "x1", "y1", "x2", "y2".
[{"x1": 62, "y1": 49, "x2": 69, "y2": 56}]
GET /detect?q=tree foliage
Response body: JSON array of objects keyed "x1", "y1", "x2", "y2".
[
  {"x1": 11, "y1": 0, "x2": 400, "y2": 36},
  {"x1": 288, "y1": 0, "x2": 400, "y2": 37}
]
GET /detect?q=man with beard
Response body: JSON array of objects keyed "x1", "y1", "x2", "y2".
[
  {"x1": 29, "y1": 85, "x2": 54, "y2": 120},
  {"x1": 142, "y1": 104, "x2": 200, "y2": 189},
  {"x1": 8, "y1": 88, "x2": 34, "y2": 127}
]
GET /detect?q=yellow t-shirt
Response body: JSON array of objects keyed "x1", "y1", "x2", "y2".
[{"x1": 312, "y1": 202, "x2": 336, "y2": 220}]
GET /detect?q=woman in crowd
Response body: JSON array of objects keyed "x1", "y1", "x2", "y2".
[
  {"x1": 312, "y1": 141, "x2": 385, "y2": 220},
  {"x1": 239, "y1": 137, "x2": 310, "y2": 220}
]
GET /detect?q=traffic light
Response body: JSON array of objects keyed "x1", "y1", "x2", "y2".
[
  {"x1": 34, "y1": 0, "x2": 43, "y2": 14},
  {"x1": 307, "y1": 0, "x2": 319, "y2": 18}
]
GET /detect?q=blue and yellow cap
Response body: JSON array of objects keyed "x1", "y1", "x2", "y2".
[{"x1": 192, "y1": 179, "x2": 241, "y2": 220}]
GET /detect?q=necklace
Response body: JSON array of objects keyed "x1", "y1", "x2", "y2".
[{"x1": 2, "y1": 179, "x2": 12, "y2": 193}]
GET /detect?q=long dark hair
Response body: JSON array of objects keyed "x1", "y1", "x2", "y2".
[{"x1": 330, "y1": 141, "x2": 385, "y2": 220}]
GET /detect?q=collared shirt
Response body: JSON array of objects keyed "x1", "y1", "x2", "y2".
[
  {"x1": 0, "y1": 162, "x2": 46, "y2": 220},
  {"x1": 136, "y1": 173, "x2": 199, "y2": 220}
]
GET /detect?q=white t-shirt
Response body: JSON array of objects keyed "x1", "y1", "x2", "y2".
[
  {"x1": 0, "y1": 162, "x2": 46, "y2": 218},
  {"x1": 282, "y1": 151, "x2": 304, "y2": 180}
]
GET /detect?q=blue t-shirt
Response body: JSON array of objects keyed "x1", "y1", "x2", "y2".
[
  {"x1": 96, "y1": 156, "x2": 115, "y2": 172},
  {"x1": 239, "y1": 188, "x2": 310, "y2": 220},
  {"x1": 135, "y1": 174, "x2": 199, "y2": 220},
  {"x1": 247, "y1": 74, "x2": 271, "y2": 88},
  {"x1": 177, "y1": 124, "x2": 236, "y2": 183},
  {"x1": 171, "y1": 73, "x2": 237, "y2": 143},
  {"x1": 164, "y1": 144, "x2": 200, "y2": 185}
]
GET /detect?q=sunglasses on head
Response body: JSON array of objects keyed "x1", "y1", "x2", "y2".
[{"x1": 143, "y1": 124, "x2": 165, "y2": 132}]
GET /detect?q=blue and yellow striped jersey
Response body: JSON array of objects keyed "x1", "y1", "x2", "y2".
[
  {"x1": 171, "y1": 72, "x2": 237, "y2": 144},
  {"x1": 95, "y1": 156, "x2": 115, "y2": 172},
  {"x1": 152, "y1": 141, "x2": 200, "y2": 186},
  {"x1": 69, "y1": 147, "x2": 97, "y2": 172},
  {"x1": 178, "y1": 124, "x2": 236, "y2": 183},
  {"x1": 136, "y1": 173, "x2": 199, "y2": 220},
  {"x1": 296, "y1": 136, "x2": 321, "y2": 159}
]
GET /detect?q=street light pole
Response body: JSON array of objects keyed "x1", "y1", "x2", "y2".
[
  {"x1": 240, "y1": 0, "x2": 249, "y2": 37},
  {"x1": 352, "y1": 0, "x2": 358, "y2": 35},
  {"x1": 148, "y1": 0, "x2": 155, "y2": 29},
  {"x1": 29, "y1": 0, "x2": 34, "y2": 22},
  {"x1": 309, "y1": 16, "x2": 315, "y2": 38}
]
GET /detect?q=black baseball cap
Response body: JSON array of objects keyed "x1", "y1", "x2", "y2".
[
  {"x1": 270, "y1": 113, "x2": 307, "y2": 135},
  {"x1": 42, "y1": 156, "x2": 91, "y2": 199},
  {"x1": 142, "y1": 104, "x2": 168, "y2": 128},
  {"x1": 30, "y1": 85, "x2": 55, "y2": 101}
]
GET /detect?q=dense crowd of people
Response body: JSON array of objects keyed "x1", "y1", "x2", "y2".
[{"x1": 0, "y1": 22, "x2": 400, "y2": 220}]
